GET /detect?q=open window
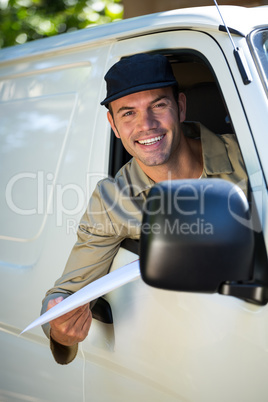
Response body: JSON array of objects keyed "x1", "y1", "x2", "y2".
[
  {"x1": 108, "y1": 50, "x2": 238, "y2": 257},
  {"x1": 107, "y1": 49, "x2": 268, "y2": 302}
]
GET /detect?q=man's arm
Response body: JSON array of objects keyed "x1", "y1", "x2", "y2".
[
  {"x1": 41, "y1": 166, "x2": 144, "y2": 364},
  {"x1": 41, "y1": 180, "x2": 125, "y2": 364}
]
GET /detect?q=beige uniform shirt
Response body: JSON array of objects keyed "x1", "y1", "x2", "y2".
[{"x1": 42, "y1": 122, "x2": 248, "y2": 364}]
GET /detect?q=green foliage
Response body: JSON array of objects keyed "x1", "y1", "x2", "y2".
[{"x1": 0, "y1": 0, "x2": 124, "y2": 48}]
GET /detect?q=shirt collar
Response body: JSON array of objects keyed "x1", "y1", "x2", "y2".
[{"x1": 183, "y1": 122, "x2": 233, "y2": 176}]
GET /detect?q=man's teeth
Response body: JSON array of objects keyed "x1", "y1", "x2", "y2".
[{"x1": 138, "y1": 135, "x2": 164, "y2": 145}]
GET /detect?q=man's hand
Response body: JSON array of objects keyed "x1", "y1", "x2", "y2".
[{"x1": 47, "y1": 297, "x2": 92, "y2": 346}]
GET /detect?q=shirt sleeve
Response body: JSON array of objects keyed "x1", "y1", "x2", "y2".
[
  {"x1": 41, "y1": 180, "x2": 127, "y2": 364},
  {"x1": 45, "y1": 180, "x2": 125, "y2": 297}
]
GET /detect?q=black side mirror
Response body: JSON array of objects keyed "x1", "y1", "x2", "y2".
[{"x1": 140, "y1": 179, "x2": 254, "y2": 294}]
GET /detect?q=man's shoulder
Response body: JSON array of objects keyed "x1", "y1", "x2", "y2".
[
  {"x1": 198, "y1": 122, "x2": 240, "y2": 152},
  {"x1": 97, "y1": 158, "x2": 134, "y2": 189},
  {"x1": 97, "y1": 158, "x2": 152, "y2": 198},
  {"x1": 94, "y1": 158, "x2": 135, "y2": 203},
  {"x1": 184, "y1": 122, "x2": 237, "y2": 143},
  {"x1": 217, "y1": 132, "x2": 239, "y2": 145}
]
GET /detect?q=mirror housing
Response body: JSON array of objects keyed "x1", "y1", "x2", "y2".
[{"x1": 140, "y1": 179, "x2": 254, "y2": 294}]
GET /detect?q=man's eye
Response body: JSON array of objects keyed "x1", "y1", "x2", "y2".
[
  {"x1": 154, "y1": 102, "x2": 166, "y2": 108},
  {"x1": 123, "y1": 111, "x2": 134, "y2": 117}
]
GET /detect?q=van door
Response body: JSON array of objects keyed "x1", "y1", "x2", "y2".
[{"x1": 81, "y1": 30, "x2": 268, "y2": 402}]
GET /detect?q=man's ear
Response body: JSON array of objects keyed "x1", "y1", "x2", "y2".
[
  {"x1": 107, "y1": 111, "x2": 120, "y2": 138},
  {"x1": 178, "y1": 92, "x2": 186, "y2": 123}
]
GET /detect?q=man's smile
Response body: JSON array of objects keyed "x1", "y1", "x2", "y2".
[{"x1": 137, "y1": 134, "x2": 165, "y2": 146}]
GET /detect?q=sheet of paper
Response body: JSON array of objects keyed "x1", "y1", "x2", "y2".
[{"x1": 21, "y1": 259, "x2": 140, "y2": 334}]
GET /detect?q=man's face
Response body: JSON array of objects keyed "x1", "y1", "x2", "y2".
[{"x1": 107, "y1": 87, "x2": 186, "y2": 171}]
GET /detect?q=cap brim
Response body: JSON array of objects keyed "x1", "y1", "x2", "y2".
[{"x1": 101, "y1": 80, "x2": 177, "y2": 107}]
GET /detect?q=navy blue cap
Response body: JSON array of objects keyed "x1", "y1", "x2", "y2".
[{"x1": 101, "y1": 53, "x2": 177, "y2": 107}]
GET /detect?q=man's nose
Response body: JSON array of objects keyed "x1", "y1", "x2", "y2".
[{"x1": 137, "y1": 109, "x2": 158, "y2": 131}]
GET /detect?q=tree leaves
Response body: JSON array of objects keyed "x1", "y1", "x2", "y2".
[{"x1": 0, "y1": 0, "x2": 123, "y2": 48}]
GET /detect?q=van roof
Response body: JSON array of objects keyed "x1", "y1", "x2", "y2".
[{"x1": 0, "y1": 5, "x2": 267, "y2": 64}]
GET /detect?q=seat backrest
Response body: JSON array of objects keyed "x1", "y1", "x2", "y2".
[{"x1": 185, "y1": 82, "x2": 233, "y2": 134}]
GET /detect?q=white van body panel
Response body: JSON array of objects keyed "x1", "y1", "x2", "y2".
[{"x1": 1, "y1": 5, "x2": 268, "y2": 401}]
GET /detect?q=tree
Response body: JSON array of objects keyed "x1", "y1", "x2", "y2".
[{"x1": 0, "y1": 0, "x2": 123, "y2": 49}]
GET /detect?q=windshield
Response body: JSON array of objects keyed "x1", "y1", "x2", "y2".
[{"x1": 249, "y1": 28, "x2": 268, "y2": 92}]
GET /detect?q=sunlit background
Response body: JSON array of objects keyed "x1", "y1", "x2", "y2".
[
  {"x1": 0, "y1": 0, "x2": 123, "y2": 48},
  {"x1": 1, "y1": 0, "x2": 267, "y2": 49}
]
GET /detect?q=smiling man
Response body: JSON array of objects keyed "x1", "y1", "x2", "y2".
[
  {"x1": 107, "y1": 87, "x2": 203, "y2": 183},
  {"x1": 41, "y1": 53, "x2": 248, "y2": 364}
]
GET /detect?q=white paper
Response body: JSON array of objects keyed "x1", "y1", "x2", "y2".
[{"x1": 21, "y1": 259, "x2": 140, "y2": 334}]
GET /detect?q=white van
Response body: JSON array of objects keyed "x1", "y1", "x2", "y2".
[{"x1": 1, "y1": 5, "x2": 268, "y2": 401}]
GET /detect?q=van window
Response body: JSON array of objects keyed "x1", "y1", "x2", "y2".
[
  {"x1": 249, "y1": 28, "x2": 268, "y2": 92},
  {"x1": 107, "y1": 49, "x2": 268, "y2": 299}
]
